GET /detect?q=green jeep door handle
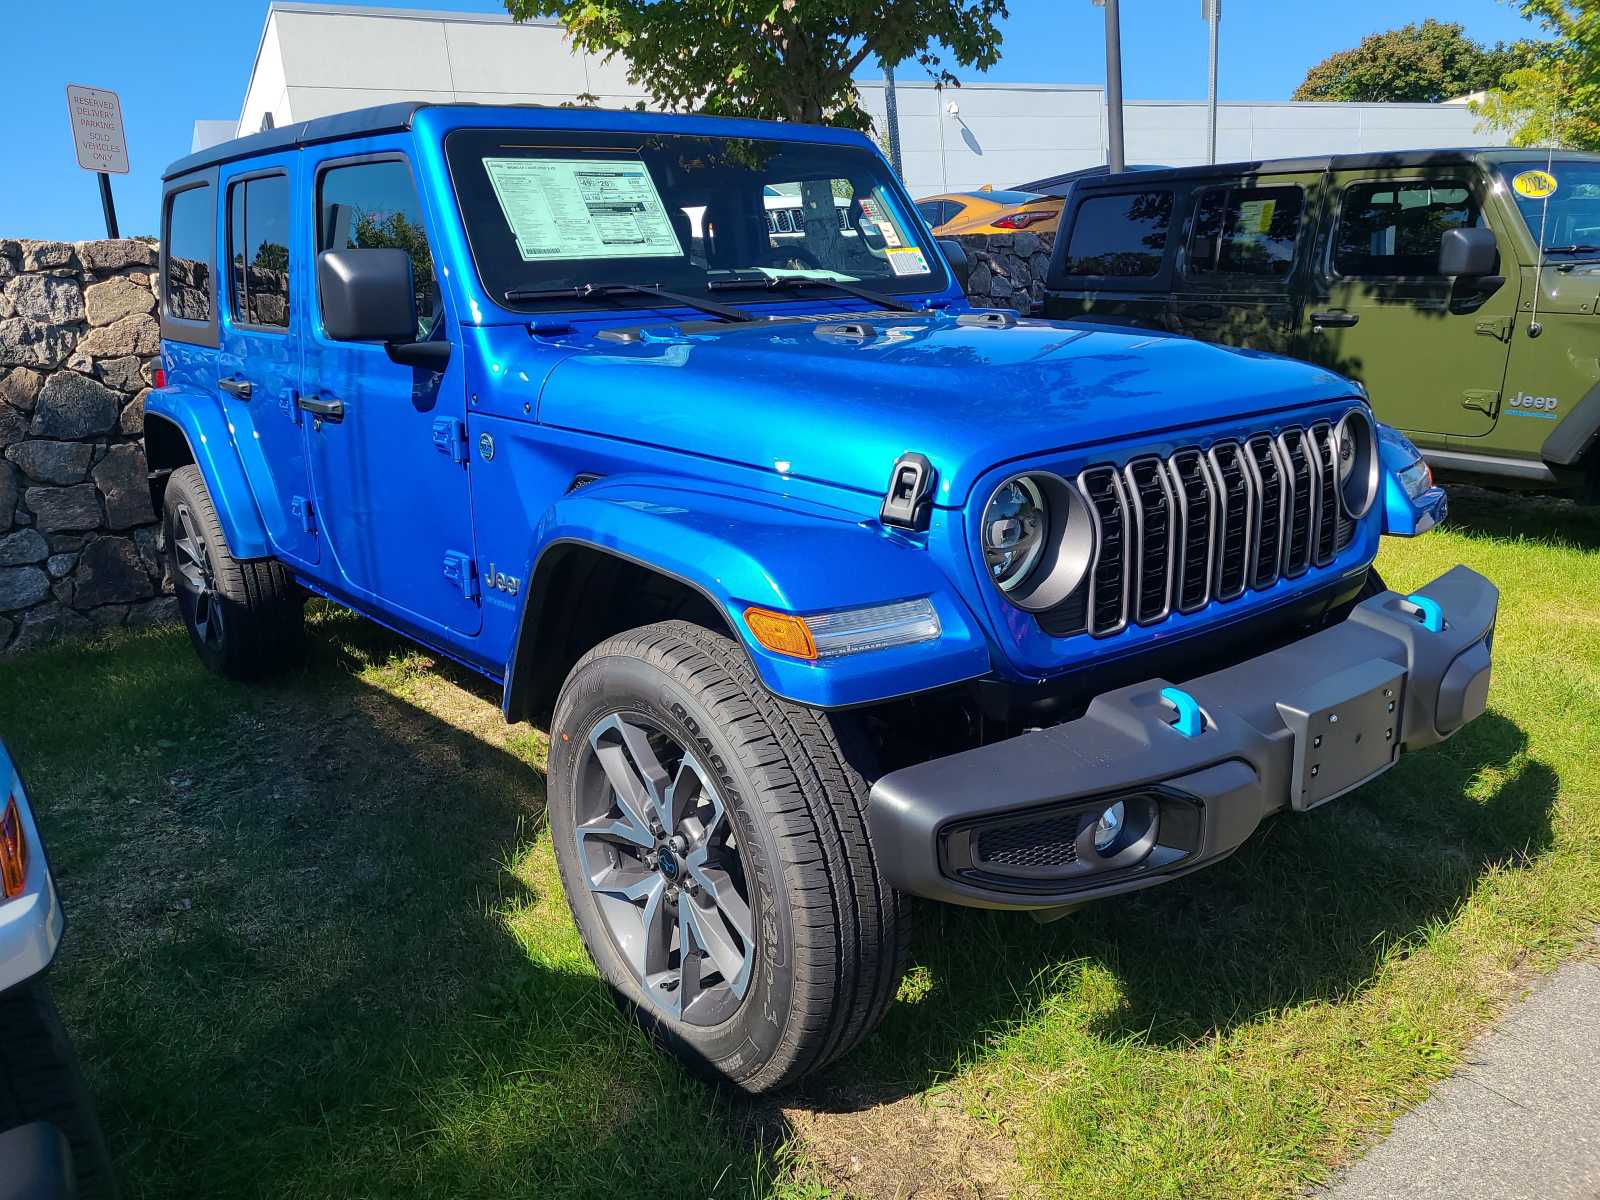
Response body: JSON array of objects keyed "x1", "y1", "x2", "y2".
[{"x1": 1311, "y1": 311, "x2": 1360, "y2": 329}]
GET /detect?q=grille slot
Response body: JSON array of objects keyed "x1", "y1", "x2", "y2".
[
  {"x1": 974, "y1": 814, "x2": 1083, "y2": 871},
  {"x1": 1206, "y1": 441, "x2": 1254, "y2": 602},
  {"x1": 1123, "y1": 457, "x2": 1177, "y2": 625},
  {"x1": 1310, "y1": 422, "x2": 1340, "y2": 565},
  {"x1": 1167, "y1": 449, "x2": 1217, "y2": 613},
  {"x1": 1277, "y1": 428, "x2": 1316, "y2": 578},
  {"x1": 1077, "y1": 467, "x2": 1130, "y2": 636},
  {"x1": 1244, "y1": 434, "x2": 1286, "y2": 589}
]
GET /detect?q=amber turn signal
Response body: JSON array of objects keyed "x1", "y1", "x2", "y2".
[
  {"x1": 0, "y1": 795, "x2": 27, "y2": 900},
  {"x1": 743, "y1": 607, "x2": 818, "y2": 661}
]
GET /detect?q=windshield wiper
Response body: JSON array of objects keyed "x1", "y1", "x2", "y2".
[
  {"x1": 502, "y1": 281, "x2": 757, "y2": 323},
  {"x1": 705, "y1": 274, "x2": 917, "y2": 313},
  {"x1": 1541, "y1": 244, "x2": 1600, "y2": 256}
]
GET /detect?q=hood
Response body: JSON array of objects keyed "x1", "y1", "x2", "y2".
[{"x1": 534, "y1": 312, "x2": 1357, "y2": 504}]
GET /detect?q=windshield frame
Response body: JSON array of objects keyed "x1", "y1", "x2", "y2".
[{"x1": 442, "y1": 126, "x2": 952, "y2": 314}]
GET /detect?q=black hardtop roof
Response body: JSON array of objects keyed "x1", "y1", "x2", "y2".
[
  {"x1": 1069, "y1": 147, "x2": 1600, "y2": 191},
  {"x1": 165, "y1": 102, "x2": 427, "y2": 180}
]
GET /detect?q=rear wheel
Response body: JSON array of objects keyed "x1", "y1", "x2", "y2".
[
  {"x1": 547, "y1": 621, "x2": 909, "y2": 1093},
  {"x1": 0, "y1": 978, "x2": 117, "y2": 1199},
  {"x1": 163, "y1": 465, "x2": 304, "y2": 679}
]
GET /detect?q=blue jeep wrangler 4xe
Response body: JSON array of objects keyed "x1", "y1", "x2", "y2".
[{"x1": 148, "y1": 103, "x2": 1494, "y2": 1093}]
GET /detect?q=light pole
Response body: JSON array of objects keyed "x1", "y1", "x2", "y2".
[
  {"x1": 1204, "y1": 0, "x2": 1221, "y2": 164},
  {"x1": 1092, "y1": 0, "x2": 1125, "y2": 173}
]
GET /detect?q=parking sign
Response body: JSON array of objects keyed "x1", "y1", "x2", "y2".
[{"x1": 66, "y1": 85, "x2": 129, "y2": 175}]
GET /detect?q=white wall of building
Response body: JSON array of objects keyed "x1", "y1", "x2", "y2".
[{"x1": 208, "y1": 3, "x2": 1506, "y2": 200}]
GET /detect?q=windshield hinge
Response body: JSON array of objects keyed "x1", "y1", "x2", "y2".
[
  {"x1": 432, "y1": 417, "x2": 468, "y2": 465},
  {"x1": 1474, "y1": 316, "x2": 1512, "y2": 342},
  {"x1": 880, "y1": 452, "x2": 937, "y2": 532},
  {"x1": 443, "y1": 551, "x2": 480, "y2": 603}
]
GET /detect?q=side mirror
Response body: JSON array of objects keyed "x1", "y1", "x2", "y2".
[
  {"x1": 939, "y1": 237, "x2": 973, "y2": 293},
  {"x1": 317, "y1": 248, "x2": 418, "y2": 342},
  {"x1": 1438, "y1": 227, "x2": 1498, "y2": 278}
]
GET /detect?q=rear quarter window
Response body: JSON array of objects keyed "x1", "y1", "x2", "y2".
[
  {"x1": 165, "y1": 184, "x2": 214, "y2": 324},
  {"x1": 1062, "y1": 191, "x2": 1174, "y2": 277},
  {"x1": 1186, "y1": 185, "x2": 1304, "y2": 279}
]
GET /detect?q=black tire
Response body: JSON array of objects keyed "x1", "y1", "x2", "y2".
[
  {"x1": 163, "y1": 464, "x2": 304, "y2": 679},
  {"x1": 547, "y1": 621, "x2": 910, "y2": 1093},
  {"x1": 0, "y1": 978, "x2": 118, "y2": 1199}
]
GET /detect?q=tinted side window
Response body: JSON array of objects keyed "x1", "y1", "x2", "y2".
[
  {"x1": 1063, "y1": 191, "x2": 1173, "y2": 277},
  {"x1": 165, "y1": 185, "x2": 213, "y2": 323},
  {"x1": 1187, "y1": 185, "x2": 1304, "y2": 278},
  {"x1": 229, "y1": 175, "x2": 292, "y2": 329},
  {"x1": 318, "y1": 159, "x2": 438, "y2": 338},
  {"x1": 1334, "y1": 181, "x2": 1475, "y2": 277}
]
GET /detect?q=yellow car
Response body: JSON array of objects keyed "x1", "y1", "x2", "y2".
[{"x1": 915, "y1": 187, "x2": 1063, "y2": 236}]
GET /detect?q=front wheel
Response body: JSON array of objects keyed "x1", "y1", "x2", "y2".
[{"x1": 547, "y1": 621, "x2": 909, "y2": 1093}]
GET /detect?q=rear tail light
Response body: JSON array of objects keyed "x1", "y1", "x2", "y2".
[
  {"x1": 153, "y1": 367, "x2": 168, "y2": 389},
  {"x1": 0, "y1": 795, "x2": 26, "y2": 899},
  {"x1": 993, "y1": 211, "x2": 1053, "y2": 230}
]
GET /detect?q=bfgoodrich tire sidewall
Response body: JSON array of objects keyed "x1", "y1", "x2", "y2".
[{"x1": 549, "y1": 651, "x2": 798, "y2": 1087}]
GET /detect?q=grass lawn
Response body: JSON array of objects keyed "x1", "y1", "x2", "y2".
[{"x1": 4, "y1": 486, "x2": 1598, "y2": 1199}]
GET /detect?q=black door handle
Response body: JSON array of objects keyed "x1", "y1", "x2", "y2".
[
  {"x1": 218, "y1": 377, "x2": 253, "y2": 400},
  {"x1": 297, "y1": 394, "x2": 344, "y2": 423},
  {"x1": 1310, "y1": 310, "x2": 1360, "y2": 328}
]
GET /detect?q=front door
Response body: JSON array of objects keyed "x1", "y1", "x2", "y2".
[
  {"x1": 1170, "y1": 172, "x2": 1320, "y2": 354},
  {"x1": 215, "y1": 159, "x2": 318, "y2": 566},
  {"x1": 1296, "y1": 171, "x2": 1520, "y2": 443},
  {"x1": 299, "y1": 147, "x2": 480, "y2": 638}
]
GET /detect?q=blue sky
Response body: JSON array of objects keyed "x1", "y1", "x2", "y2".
[{"x1": 2, "y1": 0, "x2": 1543, "y2": 242}]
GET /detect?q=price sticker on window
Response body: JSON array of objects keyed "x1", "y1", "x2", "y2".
[{"x1": 1512, "y1": 169, "x2": 1558, "y2": 200}]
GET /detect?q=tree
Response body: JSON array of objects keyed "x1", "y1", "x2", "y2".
[
  {"x1": 502, "y1": 0, "x2": 1009, "y2": 131},
  {"x1": 1292, "y1": 19, "x2": 1540, "y2": 103},
  {"x1": 1473, "y1": 1, "x2": 1600, "y2": 149}
]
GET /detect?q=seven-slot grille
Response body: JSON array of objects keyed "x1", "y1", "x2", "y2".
[{"x1": 1051, "y1": 423, "x2": 1359, "y2": 638}]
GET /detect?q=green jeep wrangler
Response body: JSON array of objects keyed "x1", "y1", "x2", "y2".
[{"x1": 1041, "y1": 149, "x2": 1600, "y2": 498}]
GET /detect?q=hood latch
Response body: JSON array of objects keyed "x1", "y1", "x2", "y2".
[{"x1": 880, "y1": 452, "x2": 937, "y2": 532}]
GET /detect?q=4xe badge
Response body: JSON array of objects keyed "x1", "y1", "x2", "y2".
[{"x1": 478, "y1": 433, "x2": 495, "y2": 462}]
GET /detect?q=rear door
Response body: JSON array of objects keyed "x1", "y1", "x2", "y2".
[
  {"x1": 214, "y1": 157, "x2": 319, "y2": 566},
  {"x1": 299, "y1": 145, "x2": 480, "y2": 638},
  {"x1": 1296, "y1": 170, "x2": 1520, "y2": 442},
  {"x1": 1042, "y1": 183, "x2": 1182, "y2": 330},
  {"x1": 1171, "y1": 172, "x2": 1319, "y2": 354}
]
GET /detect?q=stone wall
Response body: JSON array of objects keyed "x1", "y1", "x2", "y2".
[
  {"x1": 0, "y1": 239, "x2": 173, "y2": 654},
  {"x1": 957, "y1": 231, "x2": 1057, "y2": 316}
]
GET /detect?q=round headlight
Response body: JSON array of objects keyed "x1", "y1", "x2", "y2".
[
  {"x1": 983, "y1": 476, "x2": 1049, "y2": 592},
  {"x1": 1332, "y1": 410, "x2": 1380, "y2": 520},
  {"x1": 979, "y1": 474, "x2": 1095, "y2": 612}
]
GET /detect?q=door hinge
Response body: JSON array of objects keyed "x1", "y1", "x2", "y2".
[
  {"x1": 1474, "y1": 316, "x2": 1512, "y2": 342},
  {"x1": 442, "y1": 551, "x2": 479, "y2": 602},
  {"x1": 432, "y1": 417, "x2": 468, "y2": 465},
  {"x1": 1462, "y1": 389, "x2": 1501, "y2": 418},
  {"x1": 291, "y1": 495, "x2": 316, "y2": 534}
]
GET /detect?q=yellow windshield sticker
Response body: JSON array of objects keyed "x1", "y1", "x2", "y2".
[
  {"x1": 885, "y1": 246, "x2": 930, "y2": 276},
  {"x1": 1512, "y1": 169, "x2": 1558, "y2": 200}
]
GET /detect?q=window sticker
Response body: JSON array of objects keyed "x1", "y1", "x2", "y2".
[
  {"x1": 885, "y1": 246, "x2": 930, "y2": 276},
  {"x1": 1236, "y1": 197, "x2": 1278, "y2": 235},
  {"x1": 1512, "y1": 169, "x2": 1558, "y2": 200},
  {"x1": 481, "y1": 157, "x2": 683, "y2": 261}
]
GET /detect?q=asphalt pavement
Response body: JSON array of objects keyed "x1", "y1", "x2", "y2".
[{"x1": 1320, "y1": 938, "x2": 1600, "y2": 1200}]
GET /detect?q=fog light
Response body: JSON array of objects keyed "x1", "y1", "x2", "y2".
[{"x1": 1093, "y1": 800, "x2": 1125, "y2": 853}]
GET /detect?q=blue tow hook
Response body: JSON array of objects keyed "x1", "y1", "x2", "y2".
[
  {"x1": 1404, "y1": 593, "x2": 1445, "y2": 633},
  {"x1": 1159, "y1": 687, "x2": 1205, "y2": 738}
]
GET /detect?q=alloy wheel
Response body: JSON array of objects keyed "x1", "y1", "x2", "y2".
[
  {"x1": 172, "y1": 503, "x2": 224, "y2": 650},
  {"x1": 575, "y1": 711, "x2": 756, "y2": 1026}
]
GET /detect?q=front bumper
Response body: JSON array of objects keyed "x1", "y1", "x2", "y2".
[{"x1": 868, "y1": 565, "x2": 1499, "y2": 910}]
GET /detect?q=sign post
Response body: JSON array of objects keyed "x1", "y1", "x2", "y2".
[
  {"x1": 1202, "y1": 0, "x2": 1221, "y2": 165},
  {"x1": 66, "y1": 84, "x2": 129, "y2": 239},
  {"x1": 1092, "y1": 0, "x2": 1125, "y2": 174}
]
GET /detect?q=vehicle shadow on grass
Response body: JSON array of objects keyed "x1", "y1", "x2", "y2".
[
  {"x1": 1440, "y1": 483, "x2": 1600, "y2": 553},
  {"x1": 3, "y1": 614, "x2": 795, "y2": 1200},
  {"x1": 806, "y1": 707, "x2": 1553, "y2": 1107}
]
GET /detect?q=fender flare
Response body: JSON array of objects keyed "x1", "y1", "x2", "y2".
[
  {"x1": 142, "y1": 388, "x2": 272, "y2": 560},
  {"x1": 501, "y1": 476, "x2": 991, "y2": 716},
  {"x1": 1541, "y1": 377, "x2": 1600, "y2": 469}
]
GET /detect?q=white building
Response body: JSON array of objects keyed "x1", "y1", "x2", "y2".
[{"x1": 201, "y1": 2, "x2": 1506, "y2": 199}]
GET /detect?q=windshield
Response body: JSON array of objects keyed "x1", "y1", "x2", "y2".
[
  {"x1": 444, "y1": 128, "x2": 947, "y2": 310},
  {"x1": 1497, "y1": 159, "x2": 1600, "y2": 253}
]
